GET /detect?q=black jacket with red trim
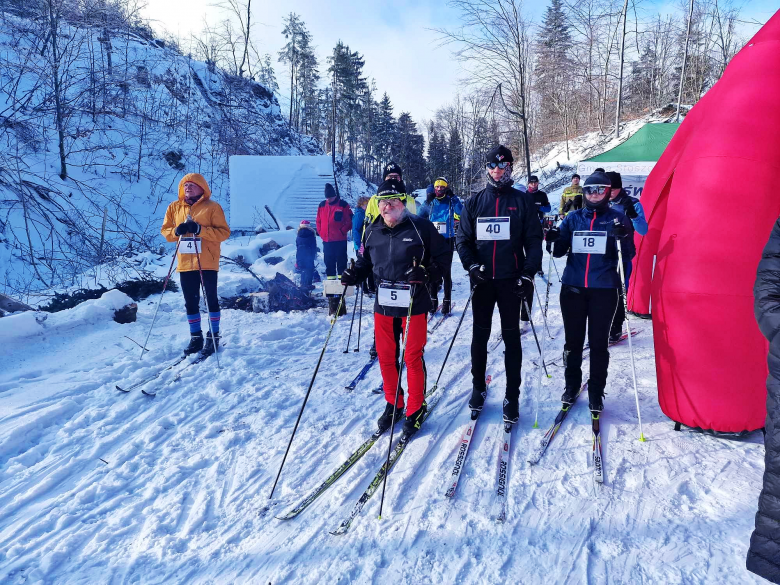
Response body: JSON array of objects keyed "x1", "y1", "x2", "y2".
[{"x1": 456, "y1": 182, "x2": 542, "y2": 280}]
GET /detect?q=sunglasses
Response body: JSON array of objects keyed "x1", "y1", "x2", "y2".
[
  {"x1": 486, "y1": 162, "x2": 510, "y2": 170},
  {"x1": 582, "y1": 185, "x2": 610, "y2": 196},
  {"x1": 377, "y1": 195, "x2": 404, "y2": 206}
]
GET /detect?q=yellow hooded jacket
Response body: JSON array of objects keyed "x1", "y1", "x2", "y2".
[
  {"x1": 364, "y1": 193, "x2": 417, "y2": 226},
  {"x1": 161, "y1": 173, "x2": 231, "y2": 272}
]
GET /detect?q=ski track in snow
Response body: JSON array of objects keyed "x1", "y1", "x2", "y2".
[{"x1": 0, "y1": 251, "x2": 767, "y2": 584}]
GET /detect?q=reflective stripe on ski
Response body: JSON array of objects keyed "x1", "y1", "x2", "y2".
[
  {"x1": 592, "y1": 413, "x2": 604, "y2": 484},
  {"x1": 330, "y1": 388, "x2": 444, "y2": 535},
  {"x1": 444, "y1": 375, "x2": 491, "y2": 498},
  {"x1": 528, "y1": 381, "x2": 588, "y2": 465},
  {"x1": 490, "y1": 422, "x2": 513, "y2": 523},
  {"x1": 345, "y1": 357, "x2": 377, "y2": 391},
  {"x1": 277, "y1": 428, "x2": 386, "y2": 520}
]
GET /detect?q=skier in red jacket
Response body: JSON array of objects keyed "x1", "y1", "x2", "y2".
[{"x1": 316, "y1": 182, "x2": 353, "y2": 315}]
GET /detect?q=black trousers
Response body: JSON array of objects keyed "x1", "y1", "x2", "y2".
[
  {"x1": 560, "y1": 285, "x2": 620, "y2": 397},
  {"x1": 323, "y1": 240, "x2": 348, "y2": 278},
  {"x1": 470, "y1": 279, "x2": 522, "y2": 398},
  {"x1": 611, "y1": 290, "x2": 626, "y2": 336},
  {"x1": 428, "y1": 250, "x2": 454, "y2": 303},
  {"x1": 180, "y1": 270, "x2": 219, "y2": 315}
]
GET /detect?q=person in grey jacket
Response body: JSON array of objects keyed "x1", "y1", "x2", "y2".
[{"x1": 748, "y1": 217, "x2": 780, "y2": 584}]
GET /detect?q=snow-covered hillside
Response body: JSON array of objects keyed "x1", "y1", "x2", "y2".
[{"x1": 0, "y1": 232, "x2": 766, "y2": 584}]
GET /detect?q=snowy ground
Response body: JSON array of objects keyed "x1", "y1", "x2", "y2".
[{"x1": 0, "y1": 237, "x2": 767, "y2": 584}]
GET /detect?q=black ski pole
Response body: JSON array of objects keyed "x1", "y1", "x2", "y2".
[
  {"x1": 140, "y1": 237, "x2": 181, "y2": 360},
  {"x1": 430, "y1": 282, "x2": 478, "y2": 394},
  {"x1": 343, "y1": 261, "x2": 358, "y2": 353},
  {"x1": 522, "y1": 297, "x2": 549, "y2": 378},
  {"x1": 269, "y1": 284, "x2": 349, "y2": 500},
  {"x1": 378, "y1": 282, "x2": 416, "y2": 520},
  {"x1": 354, "y1": 286, "x2": 364, "y2": 352}
]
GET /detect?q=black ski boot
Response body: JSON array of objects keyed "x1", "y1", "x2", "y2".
[
  {"x1": 183, "y1": 333, "x2": 204, "y2": 356},
  {"x1": 609, "y1": 330, "x2": 623, "y2": 344},
  {"x1": 502, "y1": 396, "x2": 519, "y2": 424},
  {"x1": 431, "y1": 295, "x2": 439, "y2": 316},
  {"x1": 403, "y1": 401, "x2": 427, "y2": 436},
  {"x1": 468, "y1": 385, "x2": 487, "y2": 417},
  {"x1": 369, "y1": 342, "x2": 378, "y2": 360},
  {"x1": 377, "y1": 401, "x2": 404, "y2": 433},
  {"x1": 589, "y1": 388, "x2": 604, "y2": 413},
  {"x1": 201, "y1": 331, "x2": 220, "y2": 357},
  {"x1": 328, "y1": 296, "x2": 338, "y2": 317},
  {"x1": 561, "y1": 385, "x2": 580, "y2": 406},
  {"x1": 441, "y1": 298, "x2": 451, "y2": 315}
]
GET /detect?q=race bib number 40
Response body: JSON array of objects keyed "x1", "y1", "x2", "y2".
[
  {"x1": 378, "y1": 282, "x2": 412, "y2": 307},
  {"x1": 180, "y1": 237, "x2": 202, "y2": 254},
  {"x1": 433, "y1": 222, "x2": 447, "y2": 236},
  {"x1": 477, "y1": 217, "x2": 510, "y2": 240},
  {"x1": 572, "y1": 231, "x2": 607, "y2": 255}
]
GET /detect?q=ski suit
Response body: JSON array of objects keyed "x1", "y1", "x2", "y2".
[{"x1": 422, "y1": 190, "x2": 463, "y2": 309}]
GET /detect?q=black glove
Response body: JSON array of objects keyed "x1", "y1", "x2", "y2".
[
  {"x1": 405, "y1": 263, "x2": 428, "y2": 285},
  {"x1": 612, "y1": 220, "x2": 629, "y2": 239},
  {"x1": 623, "y1": 203, "x2": 638, "y2": 219},
  {"x1": 468, "y1": 264, "x2": 487, "y2": 286},
  {"x1": 185, "y1": 220, "x2": 201, "y2": 234},
  {"x1": 516, "y1": 275, "x2": 534, "y2": 298},
  {"x1": 175, "y1": 222, "x2": 188, "y2": 236},
  {"x1": 340, "y1": 265, "x2": 360, "y2": 286},
  {"x1": 546, "y1": 226, "x2": 561, "y2": 242}
]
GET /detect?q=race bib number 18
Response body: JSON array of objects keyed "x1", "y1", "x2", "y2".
[
  {"x1": 572, "y1": 231, "x2": 607, "y2": 254},
  {"x1": 433, "y1": 222, "x2": 447, "y2": 236},
  {"x1": 180, "y1": 237, "x2": 202, "y2": 254},
  {"x1": 477, "y1": 217, "x2": 510, "y2": 241},
  {"x1": 378, "y1": 282, "x2": 412, "y2": 307}
]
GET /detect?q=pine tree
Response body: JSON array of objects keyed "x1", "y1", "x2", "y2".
[
  {"x1": 278, "y1": 13, "x2": 305, "y2": 127},
  {"x1": 534, "y1": 0, "x2": 574, "y2": 140},
  {"x1": 258, "y1": 53, "x2": 279, "y2": 94},
  {"x1": 447, "y1": 127, "x2": 463, "y2": 194}
]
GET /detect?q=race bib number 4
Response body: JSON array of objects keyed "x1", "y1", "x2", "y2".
[
  {"x1": 572, "y1": 231, "x2": 607, "y2": 255},
  {"x1": 378, "y1": 282, "x2": 412, "y2": 307},
  {"x1": 433, "y1": 222, "x2": 447, "y2": 236},
  {"x1": 180, "y1": 237, "x2": 202, "y2": 254},
  {"x1": 477, "y1": 217, "x2": 510, "y2": 240}
]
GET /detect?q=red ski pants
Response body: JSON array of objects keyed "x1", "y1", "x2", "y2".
[{"x1": 375, "y1": 313, "x2": 427, "y2": 414}]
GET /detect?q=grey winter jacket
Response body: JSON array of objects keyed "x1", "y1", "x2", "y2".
[{"x1": 748, "y1": 217, "x2": 780, "y2": 584}]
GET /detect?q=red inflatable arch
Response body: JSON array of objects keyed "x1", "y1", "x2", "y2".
[{"x1": 628, "y1": 11, "x2": 780, "y2": 433}]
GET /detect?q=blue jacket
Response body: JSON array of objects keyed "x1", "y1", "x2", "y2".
[
  {"x1": 422, "y1": 193, "x2": 463, "y2": 240},
  {"x1": 552, "y1": 206, "x2": 635, "y2": 289},
  {"x1": 609, "y1": 189, "x2": 648, "y2": 236},
  {"x1": 296, "y1": 227, "x2": 317, "y2": 267},
  {"x1": 352, "y1": 207, "x2": 366, "y2": 251}
]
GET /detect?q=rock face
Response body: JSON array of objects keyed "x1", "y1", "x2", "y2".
[
  {"x1": 113, "y1": 303, "x2": 138, "y2": 324},
  {"x1": 0, "y1": 293, "x2": 33, "y2": 314}
]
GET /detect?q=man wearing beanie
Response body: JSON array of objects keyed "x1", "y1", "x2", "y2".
[
  {"x1": 365, "y1": 162, "x2": 417, "y2": 226},
  {"x1": 560, "y1": 174, "x2": 583, "y2": 218},
  {"x1": 161, "y1": 173, "x2": 231, "y2": 357},
  {"x1": 456, "y1": 145, "x2": 543, "y2": 425},
  {"x1": 340, "y1": 178, "x2": 450, "y2": 436},
  {"x1": 544, "y1": 170, "x2": 635, "y2": 416},
  {"x1": 316, "y1": 182, "x2": 353, "y2": 316}
]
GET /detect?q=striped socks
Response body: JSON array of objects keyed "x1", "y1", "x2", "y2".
[
  {"x1": 209, "y1": 311, "x2": 220, "y2": 335},
  {"x1": 187, "y1": 313, "x2": 202, "y2": 335}
]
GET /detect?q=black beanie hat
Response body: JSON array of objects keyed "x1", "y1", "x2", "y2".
[
  {"x1": 584, "y1": 171, "x2": 611, "y2": 187},
  {"x1": 606, "y1": 171, "x2": 623, "y2": 189},
  {"x1": 377, "y1": 179, "x2": 404, "y2": 198},
  {"x1": 486, "y1": 145, "x2": 513, "y2": 164},
  {"x1": 324, "y1": 183, "x2": 337, "y2": 199},
  {"x1": 528, "y1": 175, "x2": 539, "y2": 183},
  {"x1": 383, "y1": 162, "x2": 403, "y2": 180},
  {"x1": 594, "y1": 167, "x2": 605, "y2": 173}
]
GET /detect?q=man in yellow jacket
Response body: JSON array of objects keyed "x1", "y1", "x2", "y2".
[
  {"x1": 161, "y1": 173, "x2": 230, "y2": 356},
  {"x1": 559, "y1": 173, "x2": 583, "y2": 218}
]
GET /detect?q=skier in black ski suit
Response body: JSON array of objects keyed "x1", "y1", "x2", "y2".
[
  {"x1": 748, "y1": 217, "x2": 780, "y2": 584},
  {"x1": 545, "y1": 170, "x2": 634, "y2": 413},
  {"x1": 456, "y1": 145, "x2": 543, "y2": 424}
]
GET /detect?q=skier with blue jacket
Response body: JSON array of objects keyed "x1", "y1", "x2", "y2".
[
  {"x1": 420, "y1": 177, "x2": 462, "y2": 315},
  {"x1": 545, "y1": 170, "x2": 635, "y2": 414}
]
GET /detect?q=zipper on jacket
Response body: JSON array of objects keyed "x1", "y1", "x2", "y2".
[{"x1": 584, "y1": 212, "x2": 596, "y2": 287}]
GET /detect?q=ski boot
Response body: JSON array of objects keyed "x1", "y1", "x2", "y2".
[
  {"x1": 441, "y1": 298, "x2": 451, "y2": 315},
  {"x1": 403, "y1": 402, "x2": 427, "y2": 437},
  {"x1": 183, "y1": 333, "x2": 204, "y2": 356},
  {"x1": 369, "y1": 342, "x2": 378, "y2": 360},
  {"x1": 502, "y1": 396, "x2": 519, "y2": 425},
  {"x1": 609, "y1": 330, "x2": 623, "y2": 344},
  {"x1": 430, "y1": 295, "x2": 439, "y2": 316},
  {"x1": 377, "y1": 401, "x2": 404, "y2": 433},
  {"x1": 468, "y1": 385, "x2": 487, "y2": 419},
  {"x1": 588, "y1": 389, "x2": 604, "y2": 414},
  {"x1": 561, "y1": 385, "x2": 580, "y2": 407},
  {"x1": 201, "y1": 331, "x2": 220, "y2": 357}
]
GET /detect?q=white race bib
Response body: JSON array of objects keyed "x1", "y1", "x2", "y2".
[
  {"x1": 180, "y1": 237, "x2": 202, "y2": 254},
  {"x1": 378, "y1": 282, "x2": 412, "y2": 307},
  {"x1": 433, "y1": 222, "x2": 447, "y2": 236},
  {"x1": 572, "y1": 231, "x2": 607, "y2": 255},
  {"x1": 322, "y1": 279, "x2": 354, "y2": 297},
  {"x1": 477, "y1": 217, "x2": 510, "y2": 240}
]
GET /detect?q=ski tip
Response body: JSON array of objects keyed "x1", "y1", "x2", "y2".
[
  {"x1": 141, "y1": 389, "x2": 156, "y2": 397},
  {"x1": 115, "y1": 385, "x2": 127, "y2": 392}
]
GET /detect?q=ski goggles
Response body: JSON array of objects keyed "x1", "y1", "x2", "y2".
[
  {"x1": 582, "y1": 184, "x2": 610, "y2": 196},
  {"x1": 486, "y1": 162, "x2": 510, "y2": 170},
  {"x1": 376, "y1": 193, "x2": 406, "y2": 205}
]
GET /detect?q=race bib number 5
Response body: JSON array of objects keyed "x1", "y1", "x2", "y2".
[
  {"x1": 378, "y1": 283, "x2": 412, "y2": 307},
  {"x1": 477, "y1": 217, "x2": 510, "y2": 240},
  {"x1": 180, "y1": 237, "x2": 202, "y2": 254},
  {"x1": 572, "y1": 231, "x2": 607, "y2": 254}
]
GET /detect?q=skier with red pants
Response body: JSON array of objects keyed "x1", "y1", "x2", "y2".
[{"x1": 341, "y1": 179, "x2": 450, "y2": 436}]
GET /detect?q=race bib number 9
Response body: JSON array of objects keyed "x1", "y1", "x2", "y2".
[
  {"x1": 433, "y1": 222, "x2": 447, "y2": 236},
  {"x1": 180, "y1": 237, "x2": 202, "y2": 254},
  {"x1": 572, "y1": 231, "x2": 607, "y2": 255},
  {"x1": 378, "y1": 282, "x2": 412, "y2": 308},
  {"x1": 477, "y1": 217, "x2": 510, "y2": 241}
]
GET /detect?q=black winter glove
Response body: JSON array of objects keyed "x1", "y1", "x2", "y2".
[
  {"x1": 185, "y1": 220, "x2": 201, "y2": 234},
  {"x1": 175, "y1": 222, "x2": 188, "y2": 236},
  {"x1": 623, "y1": 203, "x2": 638, "y2": 219},
  {"x1": 516, "y1": 275, "x2": 534, "y2": 298},
  {"x1": 405, "y1": 263, "x2": 429, "y2": 285},
  {"x1": 612, "y1": 220, "x2": 629, "y2": 239},
  {"x1": 545, "y1": 226, "x2": 561, "y2": 242},
  {"x1": 468, "y1": 264, "x2": 487, "y2": 286},
  {"x1": 340, "y1": 265, "x2": 360, "y2": 286}
]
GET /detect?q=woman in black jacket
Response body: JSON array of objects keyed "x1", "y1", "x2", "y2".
[{"x1": 749, "y1": 217, "x2": 780, "y2": 584}]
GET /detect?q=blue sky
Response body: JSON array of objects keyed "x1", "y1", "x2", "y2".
[{"x1": 142, "y1": 0, "x2": 778, "y2": 128}]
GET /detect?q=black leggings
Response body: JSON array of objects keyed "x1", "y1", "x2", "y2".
[
  {"x1": 180, "y1": 270, "x2": 219, "y2": 315},
  {"x1": 560, "y1": 285, "x2": 620, "y2": 397},
  {"x1": 470, "y1": 279, "x2": 522, "y2": 398}
]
